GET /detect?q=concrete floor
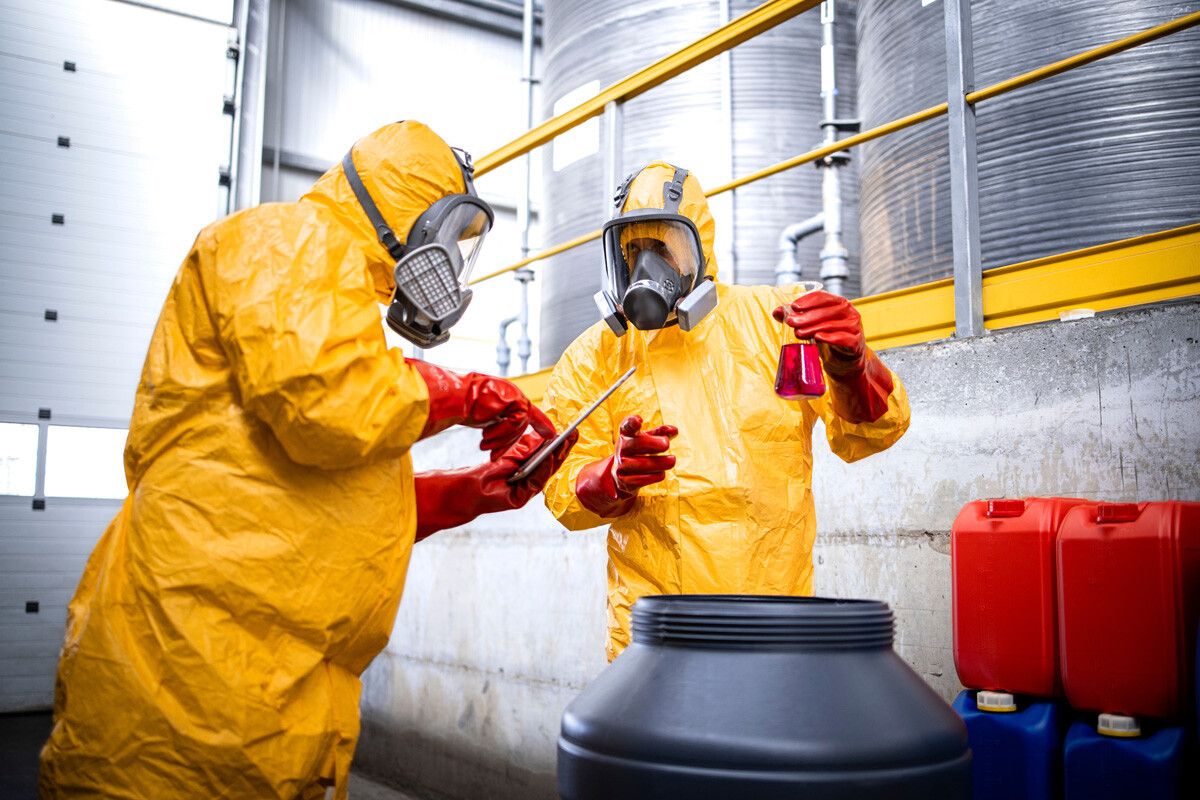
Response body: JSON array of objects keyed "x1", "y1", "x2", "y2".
[{"x1": 0, "y1": 712, "x2": 422, "y2": 800}]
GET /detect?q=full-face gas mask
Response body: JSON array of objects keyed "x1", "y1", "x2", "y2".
[
  {"x1": 594, "y1": 165, "x2": 718, "y2": 336},
  {"x1": 342, "y1": 144, "x2": 494, "y2": 348}
]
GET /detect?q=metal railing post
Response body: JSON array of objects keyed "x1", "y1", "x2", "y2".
[
  {"x1": 944, "y1": 0, "x2": 984, "y2": 338},
  {"x1": 604, "y1": 100, "x2": 624, "y2": 217}
]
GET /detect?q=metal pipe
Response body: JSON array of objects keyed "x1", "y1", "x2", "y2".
[
  {"x1": 496, "y1": 268, "x2": 535, "y2": 375},
  {"x1": 231, "y1": 0, "x2": 269, "y2": 211},
  {"x1": 514, "y1": 268, "x2": 533, "y2": 372},
  {"x1": 816, "y1": 0, "x2": 849, "y2": 297},
  {"x1": 496, "y1": 315, "x2": 519, "y2": 376},
  {"x1": 270, "y1": 0, "x2": 287, "y2": 202},
  {"x1": 517, "y1": 0, "x2": 536, "y2": 259},
  {"x1": 776, "y1": 213, "x2": 824, "y2": 285},
  {"x1": 718, "y1": 0, "x2": 737, "y2": 284}
]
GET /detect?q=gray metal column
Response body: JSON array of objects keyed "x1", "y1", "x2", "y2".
[
  {"x1": 943, "y1": 0, "x2": 984, "y2": 337},
  {"x1": 604, "y1": 100, "x2": 624, "y2": 215},
  {"x1": 518, "y1": 0, "x2": 537, "y2": 258},
  {"x1": 232, "y1": 0, "x2": 270, "y2": 211}
]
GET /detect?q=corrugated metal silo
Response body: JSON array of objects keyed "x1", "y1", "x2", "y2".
[{"x1": 856, "y1": 0, "x2": 1200, "y2": 295}]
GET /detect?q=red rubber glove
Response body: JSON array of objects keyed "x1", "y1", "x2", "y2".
[
  {"x1": 772, "y1": 290, "x2": 895, "y2": 424},
  {"x1": 408, "y1": 359, "x2": 555, "y2": 458},
  {"x1": 414, "y1": 428, "x2": 578, "y2": 541},
  {"x1": 575, "y1": 415, "x2": 678, "y2": 518}
]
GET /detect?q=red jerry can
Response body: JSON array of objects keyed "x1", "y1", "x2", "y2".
[
  {"x1": 952, "y1": 497, "x2": 1089, "y2": 697},
  {"x1": 1057, "y1": 501, "x2": 1200, "y2": 721}
]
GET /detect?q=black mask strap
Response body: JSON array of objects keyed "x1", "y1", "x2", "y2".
[
  {"x1": 662, "y1": 167, "x2": 688, "y2": 214},
  {"x1": 611, "y1": 163, "x2": 690, "y2": 217},
  {"x1": 450, "y1": 147, "x2": 479, "y2": 196},
  {"x1": 342, "y1": 148, "x2": 406, "y2": 261}
]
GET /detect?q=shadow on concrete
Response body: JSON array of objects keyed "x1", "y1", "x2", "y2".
[{"x1": 0, "y1": 711, "x2": 422, "y2": 800}]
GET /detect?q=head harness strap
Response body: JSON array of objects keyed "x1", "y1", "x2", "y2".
[
  {"x1": 611, "y1": 162, "x2": 691, "y2": 217},
  {"x1": 341, "y1": 148, "x2": 406, "y2": 261},
  {"x1": 662, "y1": 167, "x2": 688, "y2": 214},
  {"x1": 450, "y1": 147, "x2": 478, "y2": 196}
]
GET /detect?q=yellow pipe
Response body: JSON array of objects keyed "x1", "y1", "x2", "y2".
[
  {"x1": 471, "y1": 229, "x2": 601, "y2": 285},
  {"x1": 513, "y1": 224, "x2": 1199, "y2": 395},
  {"x1": 474, "y1": 9, "x2": 1200, "y2": 282},
  {"x1": 474, "y1": 0, "x2": 822, "y2": 177},
  {"x1": 706, "y1": 103, "x2": 949, "y2": 196},
  {"x1": 471, "y1": 103, "x2": 951, "y2": 283},
  {"x1": 967, "y1": 10, "x2": 1200, "y2": 104}
]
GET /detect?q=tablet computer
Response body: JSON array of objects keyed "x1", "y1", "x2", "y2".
[{"x1": 506, "y1": 365, "x2": 637, "y2": 484}]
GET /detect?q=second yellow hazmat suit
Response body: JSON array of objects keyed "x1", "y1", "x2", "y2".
[
  {"x1": 40, "y1": 122, "x2": 469, "y2": 800},
  {"x1": 542, "y1": 163, "x2": 912, "y2": 660}
]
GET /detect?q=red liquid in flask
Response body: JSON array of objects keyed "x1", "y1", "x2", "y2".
[{"x1": 774, "y1": 340, "x2": 826, "y2": 401}]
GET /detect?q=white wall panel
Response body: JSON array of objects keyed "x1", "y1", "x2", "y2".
[
  {"x1": 0, "y1": 499, "x2": 119, "y2": 712},
  {"x1": 0, "y1": 0, "x2": 232, "y2": 711}
]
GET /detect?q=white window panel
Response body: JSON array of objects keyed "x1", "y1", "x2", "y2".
[
  {"x1": 44, "y1": 425, "x2": 127, "y2": 499},
  {"x1": 0, "y1": 422, "x2": 39, "y2": 496},
  {"x1": 552, "y1": 81, "x2": 600, "y2": 172}
]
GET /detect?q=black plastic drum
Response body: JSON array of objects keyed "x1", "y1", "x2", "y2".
[{"x1": 558, "y1": 595, "x2": 971, "y2": 799}]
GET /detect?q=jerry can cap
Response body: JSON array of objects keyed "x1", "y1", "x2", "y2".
[
  {"x1": 976, "y1": 690, "x2": 1017, "y2": 712},
  {"x1": 985, "y1": 499, "x2": 1025, "y2": 518},
  {"x1": 1097, "y1": 713, "x2": 1141, "y2": 737}
]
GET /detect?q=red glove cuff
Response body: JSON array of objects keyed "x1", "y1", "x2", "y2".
[
  {"x1": 408, "y1": 359, "x2": 469, "y2": 439},
  {"x1": 576, "y1": 456, "x2": 638, "y2": 518},
  {"x1": 824, "y1": 346, "x2": 894, "y2": 424}
]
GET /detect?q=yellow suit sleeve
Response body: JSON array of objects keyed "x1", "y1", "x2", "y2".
[
  {"x1": 205, "y1": 215, "x2": 431, "y2": 470},
  {"x1": 817, "y1": 368, "x2": 911, "y2": 463}
]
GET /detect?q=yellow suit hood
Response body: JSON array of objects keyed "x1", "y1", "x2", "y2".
[{"x1": 305, "y1": 120, "x2": 468, "y2": 302}]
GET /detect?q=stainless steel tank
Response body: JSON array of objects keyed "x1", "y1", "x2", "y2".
[
  {"x1": 856, "y1": 0, "x2": 1200, "y2": 295},
  {"x1": 539, "y1": 0, "x2": 859, "y2": 366}
]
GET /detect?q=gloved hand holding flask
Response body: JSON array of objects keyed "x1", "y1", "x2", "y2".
[
  {"x1": 408, "y1": 358, "x2": 556, "y2": 457},
  {"x1": 772, "y1": 281, "x2": 826, "y2": 401},
  {"x1": 772, "y1": 290, "x2": 895, "y2": 424},
  {"x1": 414, "y1": 427, "x2": 578, "y2": 540},
  {"x1": 575, "y1": 414, "x2": 678, "y2": 518}
]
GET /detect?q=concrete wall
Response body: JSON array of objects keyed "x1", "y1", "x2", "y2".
[{"x1": 355, "y1": 299, "x2": 1200, "y2": 799}]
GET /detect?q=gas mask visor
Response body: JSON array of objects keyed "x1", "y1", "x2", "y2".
[
  {"x1": 340, "y1": 143, "x2": 494, "y2": 348},
  {"x1": 601, "y1": 211, "x2": 705, "y2": 331},
  {"x1": 386, "y1": 195, "x2": 492, "y2": 348}
]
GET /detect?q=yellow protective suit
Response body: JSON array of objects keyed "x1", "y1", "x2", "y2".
[
  {"x1": 542, "y1": 162, "x2": 912, "y2": 661},
  {"x1": 39, "y1": 121, "x2": 465, "y2": 800}
]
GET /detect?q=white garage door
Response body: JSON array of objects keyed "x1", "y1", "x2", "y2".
[{"x1": 0, "y1": 0, "x2": 234, "y2": 712}]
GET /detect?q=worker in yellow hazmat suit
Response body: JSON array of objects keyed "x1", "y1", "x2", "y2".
[
  {"x1": 541, "y1": 161, "x2": 911, "y2": 660},
  {"x1": 39, "y1": 120, "x2": 572, "y2": 800}
]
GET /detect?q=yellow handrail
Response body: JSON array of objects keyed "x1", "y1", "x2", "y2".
[
  {"x1": 472, "y1": 9, "x2": 1200, "y2": 287},
  {"x1": 473, "y1": 0, "x2": 822, "y2": 177},
  {"x1": 967, "y1": 9, "x2": 1200, "y2": 104}
]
